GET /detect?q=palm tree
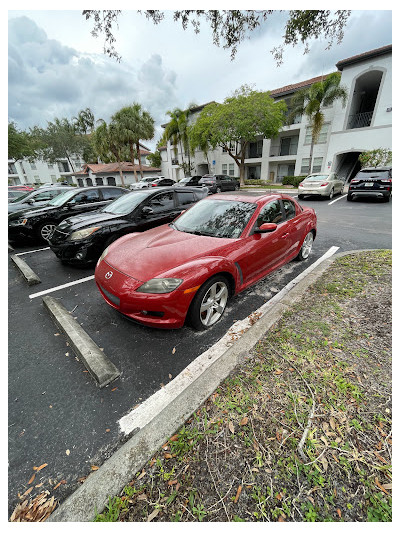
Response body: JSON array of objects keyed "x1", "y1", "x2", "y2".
[
  {"x1": 73, "y1": 108, "x2": 95, "y2": 134},
  {"x1": 163, "y1": 104, "x2": 196, "y2": 176},
  {"x1": 92, "y1": 120, "x2": 126, "y2": 186},
  {"x1": 289, "y1": 72, "x2": 347, "y2": 174},
  {"x1": 112, "y1": 104, "x2": 155, "y2": 181}
]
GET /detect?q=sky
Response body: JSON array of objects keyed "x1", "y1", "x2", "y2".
[{"x1": 8, "y1": 6, "x2": 393, "y2": 151}]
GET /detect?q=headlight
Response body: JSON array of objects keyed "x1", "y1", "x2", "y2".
[
  {"x1": 136, "y1": 278, "x2": 183, "y2": 294},
  {"x1": 97, "y1": 246, "x2": 109, "y2": 264},
  {"x1": 69, "y1": 226, "x2": 101, "y2": 241},
  {"x1": 9, "y1": 218, "x2": 28, "y2": 226}
]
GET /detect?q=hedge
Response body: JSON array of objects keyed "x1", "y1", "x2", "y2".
[{"x1": 282, "y1": 175, "x2": 307, "y2": 187}]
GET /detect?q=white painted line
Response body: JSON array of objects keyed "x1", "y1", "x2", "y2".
[
  {"x1": 29, "y1": 275, "x2": 95, "y2": 299},
  {"x1": 328, "y1": 195, "x2": 347, "y2": 206},
  {"x1": 15, "y1": 247, "x2": 50, "y2": 256}
]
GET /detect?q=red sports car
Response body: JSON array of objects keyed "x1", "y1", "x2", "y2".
[{"x1": 95, "y1": 194, "x2": 317, "y2": 330}]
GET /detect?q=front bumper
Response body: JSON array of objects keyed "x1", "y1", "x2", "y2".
[
  {"x1": 95, "y1": 258, "x2": 196, "y2": 329},
  {"x1": 49, "y1": 239, "x2": 103, "y2": 264},
  {"x1": 8, "y1": 225, "x2": 34, "y2": 241}
]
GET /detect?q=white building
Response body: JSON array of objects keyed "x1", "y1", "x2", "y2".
[{"x1": 160, "y1": 44, "x2": 392, "y2": 183}]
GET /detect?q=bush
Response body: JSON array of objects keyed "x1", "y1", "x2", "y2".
[
  {"x1": 282, "y1": 175, "x2": 306, "y2": 187},
  {"x1": 244, "y1": 179, "x2": 270, "y2": 185}
]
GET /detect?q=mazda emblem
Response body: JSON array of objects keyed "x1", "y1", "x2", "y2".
[{"x1": 105, "y1": 271, "x2": 113, "y2": 280}]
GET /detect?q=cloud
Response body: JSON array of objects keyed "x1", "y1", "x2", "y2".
[{"x1": 8, "y1": 16, "x2": 179, "y2": 147}]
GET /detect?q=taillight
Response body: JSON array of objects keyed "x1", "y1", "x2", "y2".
[
  {"x1": 351, "y1": 179, "x2": 359, "y2": 183},
  {"x1": 299, "y1": 183, "x2": 304, "y2": 187},
  {"x1": 381, "y1": 179, "x2": 391, "y2": 183},
  {"x1": 152, "y1": 183, "x2": 157, "y2": 187},
  {"x1": 320, "y1": 182, "x2": 329, "y2": 187}
]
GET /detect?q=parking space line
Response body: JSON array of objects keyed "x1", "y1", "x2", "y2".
[
  {"x1": 328, "y1": 195, "x2": 347, "y2": 206},
  {"x1": 15, "y1": 247, "x2": 50, "y2": 256},
  {"x1": 29, "y1": 275, "x2": 95, "y2": 299}
]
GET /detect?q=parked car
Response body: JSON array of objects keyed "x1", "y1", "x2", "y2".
[
  {"x1": 8, "y1": 186, "x2": 72, "y2": 214},
  {"x1": 95, "y1": 193, "x2": 317, "y2": 330},
  {"x1": 347, "y1": 167, "x2": 392, "y2": 202},
  {"x1": 298, "y1": 173, "x2": 345, "y2": 200},
  {"x1": 8, "y1": 190, "x2": 27, "y2": 202},
  {"x1": 8, "y1": 186, "x2": 128, "y2": 243},
  {"x1": 130, "y1": 177, "x2": 159, "y2": 190},
  {"x1": 175, "y1": 176, "x2": 203, "y2": 187},
  {"x1": 198, "y1": 174, "x2": 240, "y2": 194},
  {"x1": 49, "y1": 187, "x2": 208, "y2": 265},
  {"x1": 8, "y1": 185, "x2": 34, "y2": 191},
  {"x1": 150, "y1": 178, "x2": 176, "y2": 187}
]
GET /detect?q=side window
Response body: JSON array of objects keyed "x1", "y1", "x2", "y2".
[
  {"x1": 71, "y1": 190, "x2": 100, "y2": 204},
  {"x1": 34, "y1": 191, "x2": 54, "y2": 201},
  {"x1": 176, "y1": 191, "x2": 195, "y2": 206},
  {"x1": 282, "y1": 199, "x2": 296, "y2": 220},
  {"x1": 256, "y1": 200, "x2": 284, "y2": 226},
  {"x1": 148, "y1": 192, "x2": 174, "y2": 213},
  {"x1": 102, "y1": 188, "x2": 125, "y2": 200}
]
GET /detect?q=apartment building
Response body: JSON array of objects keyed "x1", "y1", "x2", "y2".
[{"x1": 160, "y1": 44, "x2": 392, "y2": 183}]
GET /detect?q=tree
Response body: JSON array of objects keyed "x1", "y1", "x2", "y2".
[
  {"x1": 146, "y1": 150, "x2": 162, "y2": 168},
  {"x1": 83, "y1": 10, "x2": 351, "y2": 64},
  {"x1": 189, "y1": 85, "x2": 286, "y2": 186},
  {"x1": 92, "y1": 120, "x2": 127, "y2": 186},
  {"x1": 73, "y1": 108, "x2": 95, "y2": 134},
  {"x1": 112, "y1": 104, "x2": 155, "y2": 181},
  {"x1": 359, "y1": 149, "x2": 392, "y2": 168},
  {"x1": 162, "y1": 105, "x2": 196, "y2": 176},
  {"x1": 288, "y1": 72, "x2": 347, "y2": 174},
  {"x1": 8, "y1": 122, "x2": 40, "y2": 163}
]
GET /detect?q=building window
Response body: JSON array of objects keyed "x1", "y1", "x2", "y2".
[
  {"x1": 312, "y1": 157, "x2": 323, "y2": 172},
  {"x1": 279, "y1": 136, "x2": 298, "y2": 156},
  {"x1": 301, "y1": 158, "x2": 310, "y2": 174},
  {"x1": 34, "y1": 176, "x2": 40, "y2": 183},
  {"x1": 8, "y1": 163, "x2": 17, "y2": 174},
  {"x1": 222, "y1": 164, "x2": 228, "y2": 174},
  {"x1": 229, "y1": 164, "x2": 235, "y2": 176},
  {"x1": 30, "y1": 162, "x2": 37, "y2": 170},
  {"x1": 58, "y1": 161, "x2": 70, "y2": 172},
  {"x1": 248, "y1": 140, "x2": 263, "y2": 158},
  {"x1": 304, "y1": 123, "x2": 329, "y2": 145}
]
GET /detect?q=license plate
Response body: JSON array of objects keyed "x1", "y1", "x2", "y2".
[{"x1": 365, "y1": 183, "x2": 373, "y2": 187}]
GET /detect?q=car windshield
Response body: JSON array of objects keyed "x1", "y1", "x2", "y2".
[
  {"x1": 179, "y1": 178, "x2": 191, "y2": 184},
  {"x1": 172, "y1": 199, "x2": 257, "y2": 238},
  {"x1": 47, "y1": 190, "x2": 77, "y2": 206},
  {"x1": 305, "y1": 175, "x2": 329, "y2": 181},
  {"x1": 10, "y1": 190, "x2": 35, "y2": 203},
  {"x1": 102, "y1": 190, "x2": 152, "y2": 215}
]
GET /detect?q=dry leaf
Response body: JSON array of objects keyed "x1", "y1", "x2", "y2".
[
  {"x1": 66, "y1": 450, "x2": 70, "y2": 456},
  {"x1": 228, "y1": 421, "x2": 235, "y2": 434},
  {"x1": 105, "y1": 429, "x2": 110, "y2": 433},
  {"x1": 147, "y1": 508, "x2": 159, "y2": 522},
  {"x1": 23, "y1": 487, "x2": 33, "y2": 497},
  {"x1": 164, "y1": 453, "x2": 172, "y2": 459},
  {"x1": 234, "y1": 485, "x2": 242, "y2": 503},
  {"x1": 329, "y1": 417, "x2": 336, "y2": 430},
  {"x1": 239, "y1": 416, "x2": 249, "y2": 426},
  {"x1": 275, "y1": 369, "x2": 283, "y2": 375},
  {"x1": 337, "y1": 508, "x2": 342, "y2": 518},
  {"x1": 91, "y1": 465, "x2": 99, "y2": 471},
  {"x1": 28, "y1": 473, "x2": 36, "y2": 485},
  {"x1": 375, "y1": 478, "x2": 389, "y2": 494},
  {"x1": 320, "y1": 456, "x2": 329, "y2": 472},
  {"x1": 36, "y1": 464, "x2": 48, "y2": 472},
  {"x1": 111, "y1": 387, "x2": 117, "y2": 392},
  {"x1": 172, "y1": 347, "x2": 176, "y2": 354},
  {"x1": 169, "y1": 434, "x2": 179, "y2": 442},
  {"x1": 137, "y1": 471, "x2": 146, "y2": 480}
]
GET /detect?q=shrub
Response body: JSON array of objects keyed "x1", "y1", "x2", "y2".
[{"x1": 282, "y1": 175, "x2": 306, "y2": 187}]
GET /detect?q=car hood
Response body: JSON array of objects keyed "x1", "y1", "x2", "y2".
[
  {"x1": 8, "y1": 202, "x2": 50, "y2": 214},
  {"x1": 58, "y1": 211, "x2": 122, "y2": 232},
  {"x1": 9, "y1": 205, "x2": 59, "y2": 220},
  {"x1": 103, "y1": 225, "x2": 232, "y2": 281}
]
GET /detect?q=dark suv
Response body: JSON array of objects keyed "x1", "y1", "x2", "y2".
[
  {"x1": 48, "y1": 187, "x2": 208, "y2": 265},
  {"x1": 347, "y1": 167, "x2": 392, "y2": 202},
  {"x1": 198, "y1": 174, "x2": 240, "y2": 194},
  {"x1": 8, "y1": 186, "x2": 128, "y2": 242}
]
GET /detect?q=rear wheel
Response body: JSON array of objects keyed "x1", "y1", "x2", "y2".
[
  {"x1": 188, "y1": 275, "x2": 229, "y2": 330},
  {"x1": 383, "y1": 193, "x2": 391, "y2": 203},
  {"x1": 295, "y1": 231, "x2": 313, "y2": 261},
  {"x1": 216, "y1": 186, "x2": 222, "y2": 193},
  {"x1": 347, "y1": 194, "x2": 353, "y2": 201},
  {"x1": 298, "y1": 194, "x2": 305, "y2": 200},
  {"x1": 328, "y1": 188, "x2": 334, "y2": 199}
]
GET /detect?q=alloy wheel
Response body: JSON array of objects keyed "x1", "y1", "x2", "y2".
[
  {"x1": 199, "y1": 281, "x2": 229, "y2": 327},
  {"x1": 40, "y1": 224, "x2": 56, "y2": 241}
]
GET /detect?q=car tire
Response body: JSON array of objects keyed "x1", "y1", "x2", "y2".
[
  {"x1": 328, "y1": 188, "x2": 334, "y2": 200},
  {"x1": 347, "y1": 194, "x2": 353, "y2": 201},
  {"x1": 298, "y1": 194, "x2": 305, "y2": 200},
  {"x1": 188, "y1": 275, "x2": 230, "y2": 330},
  {"x1": 37, "y1": 221, "x2": 57, "y2": 242},
  {"x1": 340, "y1": 185, "x2": 345, "y2": 195},
  {"x1": 383, "y1": 193, "x2": 391, "y2": 203},
  {"x1": 216, "y1": 186, "x2": 222, "y2": 193},
  {"x1": 234, "y1": 184, "x2": 240, "y2": 191},
  {"x1": 295, "y1": 231, "x2": 314, "y2": 261}
]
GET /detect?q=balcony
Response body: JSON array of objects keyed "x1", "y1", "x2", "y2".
[{"x1": 347, "y1": 111, "x2": 373, "y2": 129}]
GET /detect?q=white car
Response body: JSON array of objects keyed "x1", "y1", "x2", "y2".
[
  {"x1": 298, "y1": 172, "x2": 345, "y2": 200},
  {"x1": 130, "y1": 177, "x2": 160, "y2": 190}
]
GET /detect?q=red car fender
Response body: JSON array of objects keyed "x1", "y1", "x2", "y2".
[{"x1": 160, "y1": 256, "x2": 241, "y2": 297}]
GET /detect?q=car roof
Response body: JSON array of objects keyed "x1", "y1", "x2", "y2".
[
  {"x1": 360, "y1": 166, "x2": 391, "y2": 171},
  {"x1": 207, "y1": 193, "x2": 290, "y2": 204}
]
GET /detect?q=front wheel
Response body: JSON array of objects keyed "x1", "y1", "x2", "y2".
[
  {"x1": 216, "y1": 186, "x2": 222, "y2": 193},
  {"x1": 188, "y1": 275, "x2": 229, "y2": 330},
  {"x1": 234, "y1": 184, "x2": 240, "y2": 191},
  {"x1": 37, "y1": 221, "x2": 56, "y2": 242},
  {"x1": 295, "y1": 231, "x2": 314, "y2": 261}
]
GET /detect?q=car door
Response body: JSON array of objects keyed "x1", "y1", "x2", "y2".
[
  {"x1": 64, "y1": 189, "x2": 103, "y2": 218},
  {"x1": 134, "y1": 191, "x2": 178, "y2": 232},
  {"x1": 175, "y1": 190, "x2": 197, "y2": 212},
  {"x1": 241, "y1": 199, "x2": 292, "y2": 283},
  {"x1": 281, "y1": 199, "x2": 304, "y2": 257}
]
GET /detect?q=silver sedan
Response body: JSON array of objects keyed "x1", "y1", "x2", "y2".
[{"x1": 298, "y1": 172, "x2": 345, "y2": 200}]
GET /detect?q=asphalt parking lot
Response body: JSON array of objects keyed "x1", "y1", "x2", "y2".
[{"x1": 8, "y1": 191, "x2": 392, "y2": 515}]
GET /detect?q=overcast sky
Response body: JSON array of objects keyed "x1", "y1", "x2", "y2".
[{"x1": 8, "y1": 8, "x2": 393, "y2": 151}]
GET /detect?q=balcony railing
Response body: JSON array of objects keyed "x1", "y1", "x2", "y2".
[{"x1": 347, "y1": 111, "x2": 373, "y2": 129}]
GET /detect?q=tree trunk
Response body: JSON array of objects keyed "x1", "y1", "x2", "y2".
[
  {"x1": 136, "y1": 142, "x2": 144, "y2": 181},
  {"x1": 308, "y1": 141, "x2": 314, "y2": 174},
  {"x1": 117, "y1": 160, "x2": 125, "y2": 187},
  {"x1": 129, "y1": 143, "x2": 138, "y2": 182}
]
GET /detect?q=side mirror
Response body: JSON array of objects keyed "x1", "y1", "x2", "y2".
[
  {"x1": 27, "y1": 199, "x2": 34, "y2": 204},
  {"x1": 254, "y1": 222, "x2": 277, "y2": 233},
  {"x1": 141, "y1": 206, "x2": 154, "y2": 217}
]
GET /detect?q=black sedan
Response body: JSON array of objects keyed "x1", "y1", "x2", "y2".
[
  {"x1": 48, "y1": 187, "x2": 208, "y2": 265},
  {"x1": 8, "y1": 186, "x2": 128, "y2": 243},
  {"x1": 198, "y1": 174, "x2": 240, "y2": 194}
]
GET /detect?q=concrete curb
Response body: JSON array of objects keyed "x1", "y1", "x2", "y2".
[
  {"x1": 48, "y1": 249, "x2": 377, "y2": 522},
  {"x1": 42, "y1": 296, "x2": 121, "y2": 388},
  {"x1": 10, "y1": 254, "x2": 41, "y2": 285}
]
